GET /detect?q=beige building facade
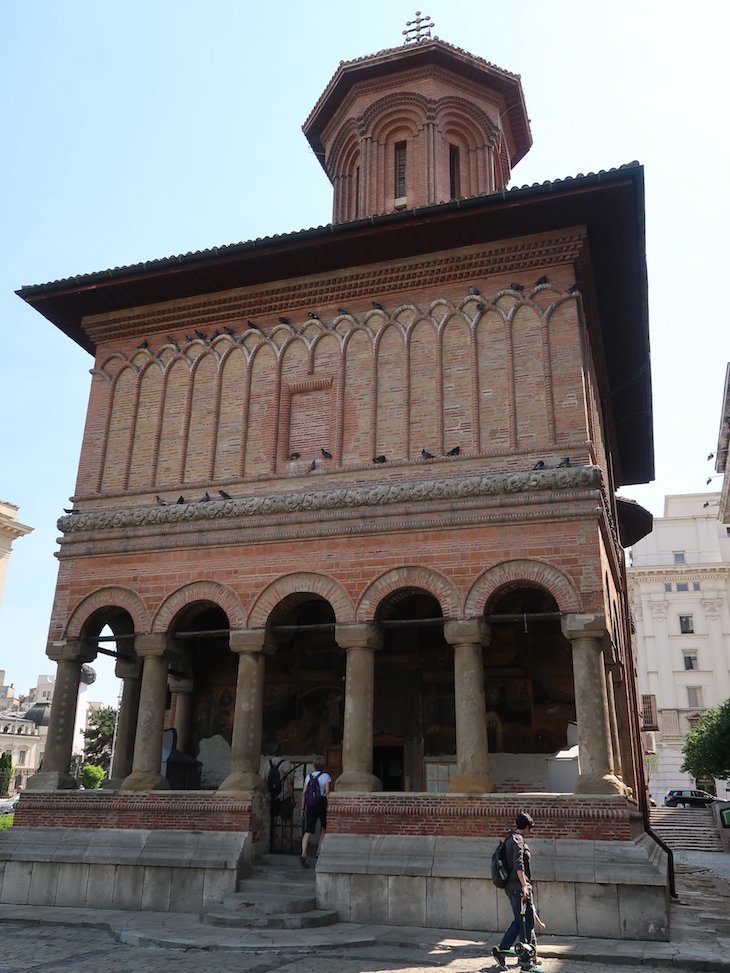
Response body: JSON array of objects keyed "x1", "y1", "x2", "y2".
[{"x1": 628, "y1": 493, "x2": 730, "y2": 804}]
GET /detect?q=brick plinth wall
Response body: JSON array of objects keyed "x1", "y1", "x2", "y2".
[
  {"x1": 327, "y1": 794, "x2": 644, "y2": 841},
  {"x1": 14, "y1": 791, "x2": 267, "y2": 846}
]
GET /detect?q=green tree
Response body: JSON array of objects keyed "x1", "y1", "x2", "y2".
[
  {"x1": 83, "y1": 706, "x2": 117, "y2": 772},
  {"x1": 81, "y1": 764, "x2": 105, "y2": 789},
  {"x1": 0, "y1": 752, "x2": 12, "y2": 796},
  {"x1": 681, "y1": 699, "x2": 730, "y2": 781}
]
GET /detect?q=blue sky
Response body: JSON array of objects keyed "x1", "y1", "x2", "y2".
[{"x1": 1, "y1": 1, "x2": 728, "y2": 707}]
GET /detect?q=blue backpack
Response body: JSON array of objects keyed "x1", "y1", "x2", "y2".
[{"x1": 304, "y1": 771, "x2": 323, "y2": 806}]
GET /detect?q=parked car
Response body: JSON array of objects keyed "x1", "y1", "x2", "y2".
[
  {"x1": 0, "y1": 794, "x2": 20, "y2": 814},
  {"x1": 664, "y1": 788, "x2": 716, "y2": 808}
]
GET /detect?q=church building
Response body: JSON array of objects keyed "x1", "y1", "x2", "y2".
[{"x1": 9, "y1": 22, "x2": 667, "y2": 939}]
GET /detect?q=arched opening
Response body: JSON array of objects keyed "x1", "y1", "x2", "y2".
[
  {"x1": 484, "y1": 585, "x2": 575, "y2": 791},
  {"x1": 262, "y1": 593, "x2": 343, "y2": 758},
  {"x1": 168, "y1": 602, "x2": 234, "y2": 789},
  {"x1": 76, "y1": 608, "x2": 131, "y2": 781},
  {"x1": 262, "y1": 592, "x2": 343, "y2": 854},
  {"x1": 373, "y1": 589, "x2": 450, "y2": 792}
]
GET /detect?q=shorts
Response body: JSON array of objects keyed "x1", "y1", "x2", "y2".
[{"x1": 304, "y1": 798, "x2": 327, "y2": 834}]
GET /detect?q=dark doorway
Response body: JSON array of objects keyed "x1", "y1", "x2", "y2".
[{"x1": 373, "y1": 744, "x2": 404, "y2": 791}]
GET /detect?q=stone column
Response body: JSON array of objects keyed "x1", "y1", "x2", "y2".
[
  {"x1": 26, "y1": 639, "x2": 94, "y2": 791},
  {"x1": 218, "y1": 630, "x2": 267, "y2": 793},
  {"x1": 120, "y1": 634, "x2": 171, "y2": 791},
  {"x1": 335, "y1": 623, "x2": 382, "y2": 792},
  {"x1": 444, "y1": 618, "x2": 496, "y2": 793},
  {"x1": 562, "y1": 614, "x2": 624, "y2": 795},
  {"x1": 106, "y1": 656, "x2": 142, "y2": 788},
  {"x1": 169, "y1": 674, "x2": 195, "y2": 755},
  {"x1": 605, "y1": 662, "x2": 624, "y2": 781}
]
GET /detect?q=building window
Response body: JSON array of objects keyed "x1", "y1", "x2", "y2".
[
  {"x1": 676, "y1": 582, "x2": 689, "y2": 592},
  {"x1": 449, "y1": 144, "x2": 461, "y2": 199},
  {"x1": 17, "y1": 750, "x2": 26, "y2": 766},
  {"x1": 394, "y1": 141, "x2": 407, "y2": 199},
  {"x1": 683, "y1": 651, "x2": 698, "y2": 671},
  {"x1": 673, "y1": 551, "x2": 686, "y2": 563},
  {"x1": 679, "y1": 614, "x2": 694, "y2": 634},
  {"x1": 641, "y1": 694, "x2": 658, "y2": 730},
  {"x1": 693, "y1": 582, "x2": 701, "y2": 591},
  {"x1": 425, "y1": 760, "x2": 456, "y2": 793},
  {"x1": 664, "y1": 583, "x2": 672, "y2": 592},
  {"x1": 687, "y1": 686, "x2": 703, "y2": 709}
]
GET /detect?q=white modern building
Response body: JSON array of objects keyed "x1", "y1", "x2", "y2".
[{"x1": 628, "y1": 493, "x2": 730, "y2": 805}]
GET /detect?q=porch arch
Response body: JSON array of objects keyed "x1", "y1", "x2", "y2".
[
  {"x1": 65, "y1": 586, "x2": 151, "y2": 639},
  {"x1": 152, "y1": 581, "x2": 246, "y2": 633},
  {"x1": 248, "y1": 572, "x2": 355, "y2": 627},
  {"x1": 464, "y1": 558, "x2": 582, "y2": 616},
  {"x1": 357, "y1": 566, "x2": 460, "y2": 621}
]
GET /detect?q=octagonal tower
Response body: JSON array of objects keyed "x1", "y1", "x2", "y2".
[{"x1": 303, "y1": 38, "x2": 531, "y2": 222}]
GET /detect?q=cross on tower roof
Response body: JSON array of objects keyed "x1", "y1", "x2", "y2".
[{"x1": 402, "y1": 10, "x2": 434, "y2": 44}]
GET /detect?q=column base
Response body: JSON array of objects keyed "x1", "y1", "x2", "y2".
[
  {"x1": 575, "y1": 772, "x2": 626, "y2": 795},
  {"x1": 335, "y1": 771, "x2": 382, "y2": 792},
  {"x1": 447, "y1": 772, "x2": 497, "y2": 794},
  {"x1": 25, "y1": 771, "x2": 78, "y2": 792},
  {"x1": 120, "y1": 771, "x2": 170, "y2": 792},
  {"x1": 217, "y1": 771, "x2": 267, "y2": 793}
]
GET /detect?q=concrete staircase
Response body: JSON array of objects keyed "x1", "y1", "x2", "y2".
[
  {"x1": 650, "y1": 806, "x2": 723, "y2": 851},
  {"x1": 202, "y1": 853, "x2": 338, "y2": 930}
]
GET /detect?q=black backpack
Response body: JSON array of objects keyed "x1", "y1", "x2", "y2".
[
  {"x1": 267, "y1": 758, "x2": 284, "y2": 799},
  {"x1": 491, "y1": 836, "x2": 510, "y2": 888}
]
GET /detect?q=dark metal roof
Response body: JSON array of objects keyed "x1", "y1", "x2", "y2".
[{"x1": 17, "y1": 163, "x2": 653, "y2": 487}]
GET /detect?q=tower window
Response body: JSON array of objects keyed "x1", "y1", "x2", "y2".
[
  {"x1": 673, "y1": 551, "x2": 686, "y2": 564},
  {"x1": 449, "y1": 144, "x2": 461, "y2": 199},
  {"x1": 395, "y1": 141, "x2": 407, "y2": 199}
]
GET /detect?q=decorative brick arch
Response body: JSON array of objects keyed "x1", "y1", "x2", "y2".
[
  {"x1": 356, "y1": 566, "x2": 460, "y2": 621},
  {"x1": 248, "y1": 573, "x2": 355, "y2": 628},
  {"x1": 65, "y1": 586, "x2": 152, "y2": 639},
  {"x1": 152, "y1": 581, "x2": 246, "y2": 633},
  {"x1": 464, "y1": 559, "x2": 582, "y2": 617}
]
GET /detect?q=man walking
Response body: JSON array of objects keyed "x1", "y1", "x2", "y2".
[
  {"x1": 492, "y1": 811, "x2": 544, "y2": 972},
  {"x1": 300, "y1": 756, "x2": 331, "y2": 868}
]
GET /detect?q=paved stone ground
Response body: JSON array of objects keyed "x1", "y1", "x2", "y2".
[{"x1": 0, "y1": 923, "x2": 688, "y2": 973}]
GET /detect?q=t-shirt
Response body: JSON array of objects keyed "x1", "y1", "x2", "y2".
[{"x1": 503, "y1": 830, "x2": 531, "y2": 893}]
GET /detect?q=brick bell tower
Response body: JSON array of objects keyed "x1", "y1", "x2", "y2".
[{"x1": 303, "y1": 20, "x2": 531, "y2": 222}]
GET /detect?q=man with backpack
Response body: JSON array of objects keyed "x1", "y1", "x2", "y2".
[
  {"x1": 300, "y1": 755, "x2": 332, "y2": 868},
  {"x1": 492, "y1": 811, "x2": 545, "y2": 972}
]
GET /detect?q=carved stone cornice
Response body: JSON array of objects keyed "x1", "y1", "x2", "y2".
[{"x1": 59, "y1": 464, "x2": 602, "y2": 536}]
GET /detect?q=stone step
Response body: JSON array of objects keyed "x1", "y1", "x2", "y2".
[
  {"x1": 202, "y1": 908, "x2": 338, "y2": 929},
  {"x1": 221, "y1": 891, "x2": 317, "y2": 914}
]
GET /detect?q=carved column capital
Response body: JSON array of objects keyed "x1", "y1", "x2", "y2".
[
  {"x1": 229, "y1": 629, "x2": 273, "y2": 655},
  {"x1": 45, "y1": 639, "x2": 95, "y2": 664},
  {"x1": 115, "y1": 657, "x2": 142, "y2": 681},
  {"x1": 134, "y1": 633, "x2": 169, "y2": 658},
  {"x1": 560, "y1": 612, "x2": 607, "y2": 644},
  {"x1": 335, "y1": 622, "x2": 383, "y2": 652},
  {"x1": 444, "y1": 617, "x2": 490, "y2": 646}
]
